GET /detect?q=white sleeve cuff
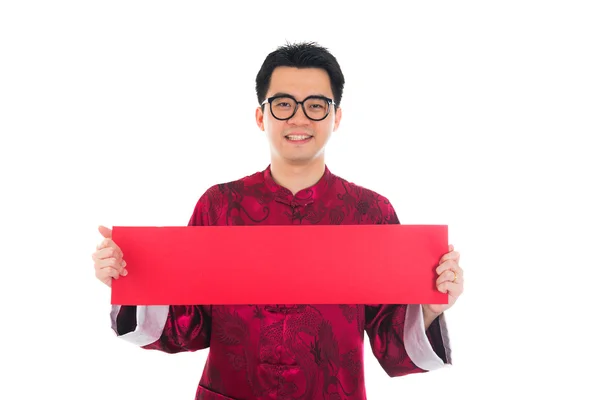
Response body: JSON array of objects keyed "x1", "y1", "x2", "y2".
[
  {"x1": 404, "y1": 304, "x2": 452, "y2": 370},
  {"x1": 110, "y1": 305, "x2": 169, "y2": 347}
]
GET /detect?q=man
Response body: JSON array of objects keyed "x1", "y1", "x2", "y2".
[{"x1": 93, "y1": 42, "x2": 464, "y2": 400}]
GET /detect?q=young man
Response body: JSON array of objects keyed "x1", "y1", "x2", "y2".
[{"x1": 93, "y1": 42, "x2": 464, "y2": 400}]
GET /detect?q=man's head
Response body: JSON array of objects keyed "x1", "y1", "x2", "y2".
[{"x1": 255, "y1": 42, "x2": 345, "y2": 167}]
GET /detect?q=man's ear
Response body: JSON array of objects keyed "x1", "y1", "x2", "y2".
[
  {"x1": 333, "y1": 107, "x2": 342, "y2": 132},
  {"x1": 256, "y1": 106, "x2": 265, "y2": 131}
]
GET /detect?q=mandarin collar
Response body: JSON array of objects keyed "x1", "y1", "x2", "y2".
[{"x1": 263, "y1": 164, "x2": 333, "y2": 206}]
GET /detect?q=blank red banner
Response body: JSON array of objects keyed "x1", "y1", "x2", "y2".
[{"x1": 111, "y1": 225, "x2": 448, "y2": 305}]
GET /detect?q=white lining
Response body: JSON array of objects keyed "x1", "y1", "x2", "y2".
[
  {"x1": 110, "y1": 305, "x2": 169, "y2": 346},
  {"x1": 404, "y1": 304, "x2": 452, "y2": 370}
]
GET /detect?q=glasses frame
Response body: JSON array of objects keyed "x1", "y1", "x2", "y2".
[{"x1": 261, "y1": 95, "x2": 336, "y2": 121}]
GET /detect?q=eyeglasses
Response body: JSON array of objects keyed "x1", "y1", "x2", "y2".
[{"x1": 261, "y1": 95, "x2": 336, "y2": 121}]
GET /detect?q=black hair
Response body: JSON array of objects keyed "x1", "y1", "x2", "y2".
[{"x1": 255, "y1": 41, "x2": 345, "y2": 108}]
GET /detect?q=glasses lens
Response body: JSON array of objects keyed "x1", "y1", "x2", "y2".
[
  {"x1": 271, "y1": 96, "x2": 297, "y2": 119},
  {"x1": 304, "y1": 97, "x2": 329, "y2": 120}
]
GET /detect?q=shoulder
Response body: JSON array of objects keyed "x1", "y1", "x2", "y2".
[
  {"x1": 202, "y1": 170, "x2": 263, "y2": 200},
  {"x1": 331, "y1": 172, "x2": 394, "y2": 205},
  {"x1": 188, "y1": 170, "x2": 263, "y2": 225},
  {"x1": 330, "y1": 172, "x2": 400, "y2": 224}
]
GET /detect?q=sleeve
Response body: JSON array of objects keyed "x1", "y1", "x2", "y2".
[
  {"x1": 365, "y1": 304, "x2": 451, "y2": 377},
  {"x1": 364, "y1": 196, "x2": 452, "y2": 376},
  {"x1": 109, "y1": 188, "x2": 220, "y2": 353}
]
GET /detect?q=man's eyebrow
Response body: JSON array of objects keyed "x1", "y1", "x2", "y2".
[{"x1": 270, "y1": 92, "x2": 329, "y2": 99}]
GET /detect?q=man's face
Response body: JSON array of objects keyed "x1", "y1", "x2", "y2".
[{"x1": 256, "y1": 67, "x2": 342, "y2": 166}]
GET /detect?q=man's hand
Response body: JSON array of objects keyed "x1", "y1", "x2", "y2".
[
  {"x1": 423, "y1": 244, "x2": 464, "y2": 324},
  {"x1": 91, "y1": 225, "x2": 128, "y2": 287}
]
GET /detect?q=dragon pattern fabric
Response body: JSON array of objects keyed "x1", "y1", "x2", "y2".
[{"x1": 111, "y1": 165, "x2": 451, "y2": 399}]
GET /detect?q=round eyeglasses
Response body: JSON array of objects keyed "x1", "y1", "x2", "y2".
[{"x1": 261, "y1": 95, "x2": 336, "y2": 121}]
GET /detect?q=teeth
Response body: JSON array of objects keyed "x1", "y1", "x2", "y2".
[{"x1": 287, "y1": 135, "x2": 311, "y2": 141}]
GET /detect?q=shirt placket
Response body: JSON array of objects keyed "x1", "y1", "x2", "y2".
[{"x1": 290, "y1": 200, "x2": 303, "y2": 225}]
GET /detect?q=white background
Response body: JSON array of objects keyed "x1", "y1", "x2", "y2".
[{"x1": 1, "y1": 1, "x2": 598, "y2": 399}]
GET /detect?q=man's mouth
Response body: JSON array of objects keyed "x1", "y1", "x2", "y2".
[{"x1": 285, "y1": 134, "x2": 313, "y2": 142}]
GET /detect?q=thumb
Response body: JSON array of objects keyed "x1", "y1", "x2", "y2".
[{"x1": 98, "y1": 225, "x2": 112, "y2": 239}]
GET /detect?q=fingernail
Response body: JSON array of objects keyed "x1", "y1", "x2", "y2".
[{"x1": 122, "y1": 269, "x2": 128, "y2": 276}]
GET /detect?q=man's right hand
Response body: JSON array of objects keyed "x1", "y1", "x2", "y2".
[{"x1": 92, "y1": 225, "x2": 128, "y2": 287}]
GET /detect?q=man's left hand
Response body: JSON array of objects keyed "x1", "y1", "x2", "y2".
[{"x1": 423, "y1": 244, "x2": 464, "y2": 318}]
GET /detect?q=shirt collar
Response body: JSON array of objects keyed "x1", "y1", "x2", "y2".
[{"x1": 263, "y1": 164, "x2": 333, "y2": 206}]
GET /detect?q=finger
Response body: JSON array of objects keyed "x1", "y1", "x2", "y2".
[
  {"x1": 96, "y1": 266, "x2": 120, "y2": 281},
  {"x1": 95, "y1": 257, "x2": 126, "y2": 273},
  {"x1": 92, "y1": 247, "x2": 123, "y2": 262},
  {"x1": 93, "y1": 250, "x2": 128, "y2": 276},
  {"x1": 437, "y1": 281, "x2": 464, "y2": 297},
  {"x1": 91, "y1": 245, "x2": 127, "y2": 278},
  {"x1": 436, "y1": 268, "x2": 462, "y2": 286},
  {"x1": 98, "y1": 225, "x2": 112, "y2": 239},
  {"x1": 439, "y1": 250, "x2": 460, "y2": 265},
  {"x1": 96, "y1": 238, "x2": 123, "y2": 256},
  {"x1": 96, "y1": 263, "x2": 128, "y2": 278},
  {"x1": 436, "y1": 259, "x2": 461, "y2": 276},
  {"x1": 96, "y1": 238, "x2": 111, "y2": 250},
  {"x1": 449, "y1": 244, "x2": 454, "y2": 252}
]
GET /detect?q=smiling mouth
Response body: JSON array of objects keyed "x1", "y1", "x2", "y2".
[{"x1": 285, "y1": 134, "x2": 313, "y2": 142}]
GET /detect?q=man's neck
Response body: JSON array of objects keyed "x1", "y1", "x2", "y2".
[{"x1": 270, "y1": 159, "x2": 326, "y2": 196}]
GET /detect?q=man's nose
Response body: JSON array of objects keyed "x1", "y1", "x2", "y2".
[{"x1": 287, "y1": 104, "x2": 311, "y2": 125}]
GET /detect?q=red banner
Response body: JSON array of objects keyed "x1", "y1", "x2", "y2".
[{"x1": 111, "y1": 225, "x2": 448, "y2": 305}]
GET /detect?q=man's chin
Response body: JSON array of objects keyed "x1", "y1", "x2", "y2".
[{"x1": 283, "y1": 153, "x2": 326, "y2": 165}]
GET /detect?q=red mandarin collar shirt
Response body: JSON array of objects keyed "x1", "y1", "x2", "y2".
[{"x1": 111, "y1": 165, "x2": 452, "y2": 399}]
